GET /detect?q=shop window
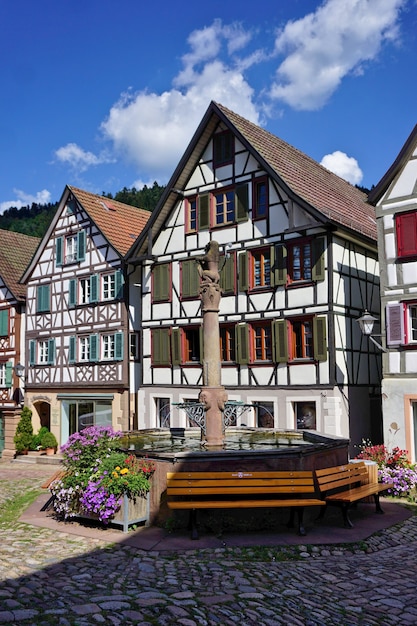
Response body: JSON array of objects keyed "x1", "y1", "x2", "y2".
[
  {"x1": 295, "y1": 402, "x2": 316, "y2": 429},
  {"x1": 254, "y1": 402, "x2": 274, "y2": 427},
  {"x1": 155, "y1": 397, "x2": 171, "y2": 428}
]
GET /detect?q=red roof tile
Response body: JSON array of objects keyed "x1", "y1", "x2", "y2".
[{"x1": 0, "y1": 229, "x2": 40, "y2": 300}]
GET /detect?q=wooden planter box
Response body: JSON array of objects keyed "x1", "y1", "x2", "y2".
[{"x1": 77, "y1": 493, "x2": 150, "y2": 533}]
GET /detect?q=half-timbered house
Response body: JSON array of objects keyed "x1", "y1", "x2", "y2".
[
  {"x1": 127, "y1": 101, "x2": 381, "y2": 450},
  {"x1": 0, "y1": 229, "x2": 39, "y2": 459},
  {"x1": 20, "y1": 186, "x2": 150, "y2": 446},
  {"x1": 369, "y1": 124, "x2": 417, "y2": 461}
]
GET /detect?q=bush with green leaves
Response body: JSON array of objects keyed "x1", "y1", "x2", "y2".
[
  {"x1": 40, "y1": 430, "x2": 58, "y2": 450},
  {"x1": 14, "y1": 406, "x2": 34, "y2": 453}
]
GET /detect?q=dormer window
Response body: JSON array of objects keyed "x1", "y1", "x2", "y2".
[
  {"x1": 56, "y1": 230, "x2": 86, "y2": 267},
  {"x1": 66, "y1": 235, "x2": 78, "y2": 264},
  {"x1": 213, "y1": 130, "x2": 233, "y2": 167}
]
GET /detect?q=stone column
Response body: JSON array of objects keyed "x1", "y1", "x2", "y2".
[{"x1": 196, "y1": 241, "x2": 227, "y2": 448}]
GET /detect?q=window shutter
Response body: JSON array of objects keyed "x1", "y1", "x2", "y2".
[
  {"x1": 236, "y1": 183, "x2": 249, "y2": 222},
  {"x1": 171, "y1": 328, "x2": 181, "y2": 366},
  {"x1": 90, "y1": 274, "x2": 99, "y2": 303},
  {"x1": 199, "y1": 194, "x2": 210, "y2": 230},
  {"x1": 220, "y1": 254, "x2": 235, "y2": 294},
  {"x1": 5, "y1": 362, "x2": 12, "y2": 388},
  {"x1": 273, "y1": 245, "x2": 287, "y2": 286},
  {"x1": 37, "y1": 285, "x2": 50, "y2": 313},
  {"x1": 0, "y1": 310, "x2": 8, "y2": 336},
  {"x1": 312, "y1": 237, "x2": 325, "y2": 281},
  {"x1": 29, "y1": 340, "x2": 36, "y2": 366},
  {"x1": 272, "y1": 319, "x2": 288, "y2": 363},
  {"x1": 56, "y1": 237, "x2": 63, "y2": 267},
  {"x1": 115, "y1": 269, "x2": 124, "y2": 299},
  {"x1": 386, "y1": 303, "x2": 404, "y2": 346},
  {"x1": 313, "y1": 316, "x2": 327, "y2": 362},
  {"x1": 89, "y1": 334, "x2": 98, "y2": 361},
  {"x1": 153, "y1": 264, "x2": 170, "y2": 302},
  {"x1": 152, "y1": 328, "x2": 171, "y2": 366},
  {"x1": 69, "y1": 279, "x2": 77, "y2": 307},
  {"x1": 182, "y1": 260, "x2": 200, "y2": 298},
  {"x1": 69, "y1": 336, "x2": 76, "y2": 364},
  {"x1": 396, "y1": 212, "x2": 417, "y2": 258},
  {"x1": 238, "y1": 252, "x2": 249, "y2": 292},
  {"x1": 115, "y1": 332, "x2": 124, "y2": 360},
  {"x1": 77, "y1": 230, "x2": 86, "y2": 262},
  {"x1": 47, "y1": 339, "x2": 56, "y2": 365},
  {"x1": 236, "y1": 323, "x2": 249, "y2": 365}
]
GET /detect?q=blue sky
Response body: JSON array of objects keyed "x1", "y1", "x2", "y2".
[{"x1": 1, "y1": 0, "x2": 416, "y2": 213}]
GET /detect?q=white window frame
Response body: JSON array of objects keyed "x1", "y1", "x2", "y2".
[
  {"x1": 0, "y1": 363, "x2": 5, "y2": 387},
  {"x1": 65, "y1": 235, "x2": 78, "y2": 264},
  {"x1": 79, "y1": 336, "x2": 90, "y2": 362},
  {"x1": 38, "y1": 340, "x2": 49, "y2": 364},
  {"x1": 79, "y1": 278, "x2": 90, "y2": 305},
  {"x1": 102, "y1": 334, "x2": 115, "y2": 360},
  {"x1": 102, "y1": 273, "x2": 116, "y2": 300}
]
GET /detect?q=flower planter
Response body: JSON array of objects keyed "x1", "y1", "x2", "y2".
[{"x1": 77, "y1": 493, "x2": 150, "y2": 533}]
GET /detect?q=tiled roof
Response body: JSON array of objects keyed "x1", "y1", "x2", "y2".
[
  {"x1": 0, "y1": 229, "x2": 40, "y2": 299},
  {"x1": 68, "y1": 186, "x2": 151, "y2": 256},
  {"x1": 216, "y1": 103, "x2": 376, "y2": 241}
]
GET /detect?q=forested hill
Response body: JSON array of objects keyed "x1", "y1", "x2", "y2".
[{"x1": 0, "y1": 182, "x2": 165, "y2": 238}]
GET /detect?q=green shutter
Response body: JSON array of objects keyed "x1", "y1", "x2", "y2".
[
  {"x1": 182, "y1": 260, "x2": 200, "y2": 298},
  {"x1": 69, "y1": 336, "x2": 76, "y2": 364},
  {"x1": 153, "y1": 264, "x2": 170, "y2": 302},
  {"x1": 153, "y1": 328, "x2": 171, "y2": 366},
  {"x1": 29, "y1": 340, "x2": 36, "y2": 366},
  {"x1": 171, "y1": 328, "x2": 181, "y2": 366},
  {"x1": 313, "y1": 316, "x2": 327, "y2": 361},
  {"x1": 220, "y1": 254, "x2": 235, "y2": 294},
  {"x1": 77, "y1": 230, "x2": 86, "y2": 262},
  {"x1": 236, "y1": 183, "x2": 249, "y2": 222},
  {"x1": 90, "y1": 275, "x2": 99, "y2": 303},
  {"x1": 115, "y1": 269, "x2": 124, "y2": 299},
  {"x1": 47, "y1": 339, "x2": 55, "y2": 365},
  {"x1": 56, "y1": 237, "x2": 63, "y2": 267},
  {"x1": 90, "y1": 334, "x2": 98, "y2": 361},
  {"x1": 37, "y1": 285, "x2": 50, "y2": 313},
  {"x1": 199, "y1": 194, "x2": 210, "y2": 230},
  {"x1": 236, "y1": 323, "x2": 249, "y2": 365},
  {"x1": 238, "y1": 252, "x2": 249, "y2": 292},
  {"x1": 272, "y1": 319, "x2": 288, "y2": 363},
  {"x1": 5, "y1": 362, "x2": 12, "y2": 388},
  {"x1": 115, "y1": 332, "x2": 124, "y2": 360},
  {"x1": 69, "y1": 279, "x2": 76, "y2": 307},
  {"x1": 312, "y1": 237, "x2": 326, "y2": 282},
  {"x1": 273, "y1": 245, "x2": 287, "y2": 286},
  {"x1": 0, "y1": 310, "x2": 8, "y2": 336}
]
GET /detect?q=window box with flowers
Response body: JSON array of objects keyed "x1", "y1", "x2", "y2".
[{"x1": 50, "y1": 425, "x2": 155, "y2": 532}]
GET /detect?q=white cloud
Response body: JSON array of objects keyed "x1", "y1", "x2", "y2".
[
  {"x1": 54, "y1": 143, "x2": 114, "y2": 172},
  {"x1": 270, "y1": 0, "x2": 406, "y2": 110},
  {"x1": 320, "y1": 150, "x2": 363, "y2": 185},
  {"x1": 0, "y1": 188, "x2": 52, "y2": 214}
]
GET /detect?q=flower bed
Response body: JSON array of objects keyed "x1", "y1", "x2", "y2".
[
  {"x1": 50, "y1": 425, "x2": 155, "y2": 530},
  {"x1": 356, "y1": 442, "x2": 417, "y2": 500}
]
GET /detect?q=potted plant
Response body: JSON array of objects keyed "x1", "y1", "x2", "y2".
[
  {"x1": 40, "y1": 430, "x2": 58, "y2": 455},
  {"x1": 14, "y1": 406, "x2": 34, "y2": 455}
]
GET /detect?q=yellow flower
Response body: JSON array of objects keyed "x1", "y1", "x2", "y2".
[
  {"x1": 115, "y1": 466, "x2": 121, "y2": 471},
  {"x1": 112, "y1": 471, "x2": 118, "y2": 477},
  {"x1": 120, "y1": 468, "x2": 129, "y2": 475}
]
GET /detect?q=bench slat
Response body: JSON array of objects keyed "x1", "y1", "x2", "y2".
[
  {"x1": 167, "y1": 471, "x2": 314, "y2": 480},
  {"x1": 167, "y1": 478, "x2": 315, "y2": 488},
  {"x1": 168, "y1": 499, "x2": 326, "y2": 510},
  {"x1": 168, "y1": 486, "x2": 316, "y2": 495}
]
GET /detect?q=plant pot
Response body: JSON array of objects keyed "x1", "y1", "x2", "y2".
[
  {"x1": 45, "y1": 447, "x2": 55, "y2": 456},
  {"x1": 77, "y1": 493, "x2": 150, "y2": 532}
]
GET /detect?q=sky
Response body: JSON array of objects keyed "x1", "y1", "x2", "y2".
[{"x1": 1, "y1": 0, "x2": 416, "y2": 214}]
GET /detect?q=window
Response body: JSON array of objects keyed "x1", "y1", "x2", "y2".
[
  {"x1": 0, "y1": 362, "x2": 12, "y2": 388},
  {"x1": 272, "y1": 317, "x2": 327, "y2": 363},
  {"x1": 79, "y1": 278, "x2": 90, "y2": 305},
  {"x1": 289, "y1": 241, "x2": 312, "y2": 282},
  {"x1": 184, "y1": 328, "x2": 201, "y2": 363},
  {"x1": 56, "y1": 230, "x2": 86, "y2": 266},
  {"x1": 214, "y1": 189, "x2": 235, "y2": 225},
  {"x1": 186, "y1": 197, "x2": 198, "y2": 232},
  {"x1": 396, "y1": 211, "x2": 417, "y2": 259},
  {"x1": 30, "y1": 339, "x2": 55, "y2": 365},
  {"x1": 0, "y1": 310, "x2": 8, "y2": 336},
  {"x1": 254, "y1": 402, "x2": 274, "y2": 428},
  {"x1": 102, "y1": 273, "x2": 116, "y2": 300},
  {"x1": 36, "y1": 285, "x2": 50, "y2": 313},
  {"x1": 296, "y1": 402, "x2": 316, "y2": 429},
  {"x1": 151, "y1": 328, "x2": 172, "y2": 366},
  {"x1": 213, "y1": 130, "x2": 233, "y2": 167},
  {"x1": 273, "y1": 238, "x2": 326, "y2": 286},
  {"x1": 155, "y1": 397, "x2": 171, "y2": 428},
  {"x1": 220, "y1": 325, "x2": 236, "y2": 362},
  {"x1": 102, "y1": 333, "x2": 123, "y2": 361},
  {"x1": 252, "y1": 323, "x2": 272, "y2": 361},
  {"x1": 219, "y1": 254, "x2": 236, "y2": 295},
  {"x1": 181, "y1": 260, "x2": 200, "y2": 298},
  {"x1": 65, "y1": 399, "x2": 112, "y2": 435},
  {"x1": 387, "y1": 302, "x2": 417, "y2": 346},
  {"x1": 253, "y1": 178, "x2": 268, "y2": 219},
  {"x1": 152, "y1": 264, "x2": 171, "y2": 302},
  {"x1": 291, "y1": 319, "x2": 313, "y2": 359},
  {"x1": 251, "y1": 249, "x2": 271, "y2": 288},
  {"x1": 79, "y1": 336, "x2": 90, "y2": 362},
  {"x1": 130, "y1": 333, "x2": 139, "y2": 360}
]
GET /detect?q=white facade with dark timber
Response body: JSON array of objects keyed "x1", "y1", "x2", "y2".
[
  {"x1": 20, "y1": 186, "x2": 150, "y2": 446},
  {"x1": 369, "y1": 124, "x2": 417, "y2": 461},
  {"x1": 128, "y1": 102, "x2": 381, "y2": 450}
]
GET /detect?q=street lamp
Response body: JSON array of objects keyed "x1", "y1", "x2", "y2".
[
  {"x1": 14, "y1": 362, "x2": 25, "y2": 379},
  {"x1": 356, "y1": 311, "x2": 387, "y2": 352}
]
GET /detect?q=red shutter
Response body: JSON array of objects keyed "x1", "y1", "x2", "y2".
[
  {"x1": 386, "y1": 303, "x2": 405, "y2": 345},
  {"x1": 396, "y1": 212, "x2": 417, "y2": 258}
]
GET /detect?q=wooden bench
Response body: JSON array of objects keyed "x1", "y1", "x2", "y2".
[
  {"x1": 167, "y1": 470, "x2": 326, "y2": 539},
  {"x1": 40, "y1": 469, "x2": 67, "y2": 511},
  {"x1": 315, "y1": 462, "x2": 394, "y2": 528}
]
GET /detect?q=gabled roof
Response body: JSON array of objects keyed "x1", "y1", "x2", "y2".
[
  {"x1": 127, "y1": 101, "x2": 375, "y2": 261},
  {"x1": 21, "y1": 186, "x2": 151, "y2": 282},
  {"x1": 0, "y1": 229, "x2": 40, "y2": 300},
  {"x1": 368, "y1": 124, "x2": 417, "y2": 206}
]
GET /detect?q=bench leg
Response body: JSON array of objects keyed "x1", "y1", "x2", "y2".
[
  {"x1": 315, "y1": 505, "x2": 327, "y2": 522},
  {"x1": 287, "y1": 508, "x2": 306, "y2": 536},
  {"x1": 188, "y1": 509, "x2": 199, "y2": 540},
  {"x1": 341, "y1": 503, "x2": 354, "y2": 528},
  {"x1": 40, "y1": 494, "x2": 55, "y2": 512},
  {"x1": 373, "y1": 493, "x2": 384, "y2": 514}
]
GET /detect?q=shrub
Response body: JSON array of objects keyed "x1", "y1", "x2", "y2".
[
  {"x1": 14, "y1": 407, "x2": 34, "y2": 453},
  {"x1": 32, "y1": 426, "x2": 50, "y2": 450},
  {"x1": 40, "y1": 431, "x2": 58, "y2": 450}
]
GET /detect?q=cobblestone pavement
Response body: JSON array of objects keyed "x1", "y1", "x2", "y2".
[{"x1": 1, "y1": 462, "x2": 417, "y2": 625}]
